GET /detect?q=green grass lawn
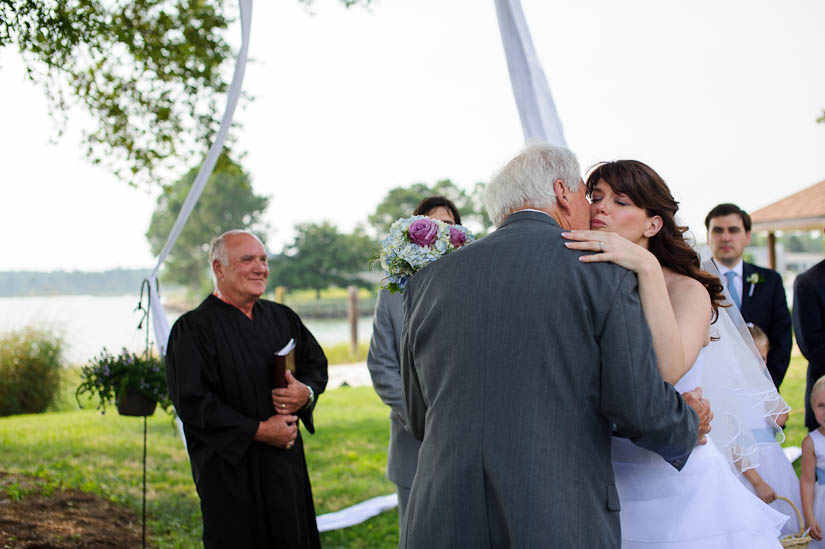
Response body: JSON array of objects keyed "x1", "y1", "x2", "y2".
[
  {"x1": 779, "y1": 356, "x2": 808, "y2": 449},
  {"x1": 282, "y1": 287, "x2": 376, "y2": 304},
  {"x1": 1, "y1": 355, "x2": 812, "y2": 547},
  {"x1": 2, "y1": 384, "x2": 397, "y2": 548},
  {"x1": 321, "y1": 341, "x2": 370, "y2": 365}
]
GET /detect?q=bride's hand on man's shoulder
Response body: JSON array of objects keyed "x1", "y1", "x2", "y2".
[{"x1": 561, "y1": 230, "x2": 658, "y2": 274}]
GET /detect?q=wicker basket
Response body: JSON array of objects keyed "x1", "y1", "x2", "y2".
[{"x1": 777, "y1": 495, "x2": 812, "y2": 549}]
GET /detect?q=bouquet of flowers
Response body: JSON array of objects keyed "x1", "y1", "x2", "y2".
[{"x1": 373, "y1": 215, "x2": 475, "y2": 293}]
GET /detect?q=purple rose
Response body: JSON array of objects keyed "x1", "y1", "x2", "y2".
[
  {"x1": 449, "y1": 226, "x2": 467, "y2": 248},
  {"x1": 408, "y1": 218, "x2": 438, "y2": 246}
]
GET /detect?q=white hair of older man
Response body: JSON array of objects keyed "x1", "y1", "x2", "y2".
[
  {"x1": 208, "y1": 229, "x2": 263, "y2": 286},
  {"x1": 484, "y1": 142, "x2": 581, "y2": 227}
]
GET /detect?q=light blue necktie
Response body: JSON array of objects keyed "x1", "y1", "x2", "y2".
[{"x1": 724, "y1": 271, "x2": 741, "y2": 310}]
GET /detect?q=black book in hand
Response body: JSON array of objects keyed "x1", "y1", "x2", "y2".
[{"x1": 273, "y1": 338, "x2": 295, "y2": 389}]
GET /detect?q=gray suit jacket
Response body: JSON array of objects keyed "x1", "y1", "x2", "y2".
[
  {"x1": 399, "y1": 211, "x2": 698, "y2": 548},
  {"x1": 366, "y1": 289, "x2": 421, "y2": 488}
]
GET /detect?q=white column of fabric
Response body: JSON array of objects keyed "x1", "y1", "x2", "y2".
[
  {"x1": 495, "y1": 0, "x2": 568, "y2": 147},
  {"x1": 146, "y1": 0, "x2": 253, "y2": 357}
]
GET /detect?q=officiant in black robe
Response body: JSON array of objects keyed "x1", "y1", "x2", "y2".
[{"x1": 166, "y1": 230, "x2": 328, "y2": 548}]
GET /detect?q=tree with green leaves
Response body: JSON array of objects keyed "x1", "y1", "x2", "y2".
[
  {"x1": 367, "y1": 179, "x2": 492, "y2": 237},
  {"x1": 268, "y1": 222, "x2": 375, "y2": 298},
  {"x1": 0, "y1": 0, "x2": 372, "y2": 186},
  {"x1": 146, "y1": 152, "x2": 269, "y2": 296}
]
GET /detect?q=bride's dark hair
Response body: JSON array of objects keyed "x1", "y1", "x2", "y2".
[{"x1": 586, "y1": 160, "x2": 725, "y2": 321}]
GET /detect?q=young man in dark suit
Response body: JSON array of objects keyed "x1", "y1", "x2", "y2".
[
  {"x1": 705, "y1": 203, "x2": 792, "y2": 389},
  {"x1": 794, "y1": 256, "x2": 825, "y2": 431}
]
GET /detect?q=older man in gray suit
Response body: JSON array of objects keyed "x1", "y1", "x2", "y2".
[{"x1": 399, "y1": 143, "x2": 710, "y2": 548}]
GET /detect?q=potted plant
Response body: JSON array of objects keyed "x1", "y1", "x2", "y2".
[{"x1": 76, "y1": 348, "x2": 173, "y2": 417}]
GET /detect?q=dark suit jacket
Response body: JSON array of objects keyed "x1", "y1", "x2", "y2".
[
  {"x1": 740, "y1": 262, "x2": 793, "y2": 389},
  {"x1": 366, "y1": 289, "x2": 421, "y2": 488},
  {"x1": 399, "y1": 211, "x2": 698, "y2": 548},
  {"x1": 794, "y1": 259, "x2": 825, "y2": 431}
]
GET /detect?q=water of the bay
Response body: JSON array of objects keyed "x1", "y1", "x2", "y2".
[{"x1": 0, "y1": 295, "x2": 374, "y2": 365}]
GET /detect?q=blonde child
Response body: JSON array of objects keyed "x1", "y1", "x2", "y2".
[
  {"x1": 740, "y1": 323, "x2": 801, "y2": 535},
  {"x1": 801, "y1": 375, "x2": 825, "y2": 546}
]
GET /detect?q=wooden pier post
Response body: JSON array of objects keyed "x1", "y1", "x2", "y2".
[{"x1": 347, "y1": 286, "x2": 358, "y2": 357}]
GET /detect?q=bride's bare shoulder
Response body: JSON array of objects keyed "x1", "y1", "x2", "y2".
[{"x1": 664, "y1": 270, "x2": 711, "y2": 305}]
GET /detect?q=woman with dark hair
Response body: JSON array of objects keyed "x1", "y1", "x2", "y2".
[
  {"x1": 563, "y1": 160, "x2": 787, "y2": 548},
  {"x1": 570, "y1": 161, "x2": 725, "y2": 385},
  {"x1": 367, "y1": 195, "x2": 459, "y2": 529},
  {"x1": 412, "y1": 196, "x2": 461, "y2": 226}
]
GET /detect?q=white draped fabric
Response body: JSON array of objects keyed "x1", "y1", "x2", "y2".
[
  {"x1": 138, "y1": 1, "x2": 404, "y2": 531},
  {"x1": 140, "y1": 0, "x2": 252, "y2": 465},
  {"x1": 700, "y1": 259, "x2": 790, "y2": 475},
  {"x1": 146, "y1": 0, "x2": 253, "y2": 357},
  {"x1": 495, "y1": 0, "x2": 568, "y2": 147}
]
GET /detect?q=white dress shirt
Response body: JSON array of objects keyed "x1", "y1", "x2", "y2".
[{"x1": 515, "y1": 208, "x2": 553, "y2": 218}]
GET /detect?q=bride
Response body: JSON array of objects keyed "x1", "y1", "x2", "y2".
[{"x1": 562, "y1": 160, "x2": 788, "y2": 547}]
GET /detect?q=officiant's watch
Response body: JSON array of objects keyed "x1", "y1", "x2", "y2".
[{"x1": 303, "y1": 384, "x2": 315, "y2": 410}]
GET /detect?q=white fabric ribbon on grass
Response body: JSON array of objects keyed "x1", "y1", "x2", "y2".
[
  {"x1": 317, "y1": 493, "x2": 398, "y2": 532},
  {"x1": 495, "y1": 0, "x2": 568, "y2": 147}
]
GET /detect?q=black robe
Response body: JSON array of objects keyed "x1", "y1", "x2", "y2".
[{"x1": 166, "y1": 295, "x2": 328, "y2": 548}]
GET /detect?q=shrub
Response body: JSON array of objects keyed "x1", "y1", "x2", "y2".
[{"x1": 0, "y1": 327, "x2": 64, "y2": 416}]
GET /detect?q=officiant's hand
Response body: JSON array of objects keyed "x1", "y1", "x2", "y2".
[
  {"x1": 254, "y1": 414, "x2": 298, "y2": 449},
  {"x1": 272, "y1": 370, "x2": 311, "y2": 414},
  {"x1": 683, "y1": 387, "x2": 712, "y2": 445}
]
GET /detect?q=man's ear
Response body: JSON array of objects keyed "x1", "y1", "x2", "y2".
[
  {"x1": 644, "y1": 216, "x2": 664, "y2": 238},
  {"x1": 553, "y1": 179, "x2": 573, "y2": 217},
  {"x1": 745, "y1": 231, "x2": 752, "y2": 246},
  {"x1": 213, "y1": 260, "x2": 224, "y2": 281}
]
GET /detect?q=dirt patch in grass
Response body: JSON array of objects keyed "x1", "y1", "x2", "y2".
[{"x1": 0, "y1": 472, "x2": 143, "y2": 548}]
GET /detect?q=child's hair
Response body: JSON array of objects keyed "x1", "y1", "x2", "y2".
[
  {"x1": 812, "y1": 375, "x2": 825, "y2": 406},
  {"x1": 747, "y1": 323, "x2": 770, "y2": 350}
]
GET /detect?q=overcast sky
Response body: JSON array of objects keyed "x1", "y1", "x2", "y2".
[{"x1": 2, "y1": 0, "x2": 824, "y2": 272}]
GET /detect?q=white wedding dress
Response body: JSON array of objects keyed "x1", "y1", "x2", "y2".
[{"x1": 612, "y1": 347, "x2": 788, "y2": 548}]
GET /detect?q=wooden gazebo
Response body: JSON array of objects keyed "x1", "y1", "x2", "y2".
[{"x1": 750, "y1": 179, "x2": 825, "y2": 269}]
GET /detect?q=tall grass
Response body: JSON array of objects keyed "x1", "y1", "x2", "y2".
[{"x1": 322, "y1": 341, "x2": 370, "y2": 364}]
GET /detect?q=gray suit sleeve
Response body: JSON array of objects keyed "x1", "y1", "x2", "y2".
[
  {"x1": 600, "y1": 272, "x2": 699, "y2": 470},
  {"x1": 400, "y1": 280, "x2": 426, "y2": 441},
  {"x1": 367, "y1": 290, "x2": 408, "y2": 429}
]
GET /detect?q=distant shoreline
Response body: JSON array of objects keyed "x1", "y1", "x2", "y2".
[{"x1": 0, "y1": 269, "x2": 152, "y2": 298}]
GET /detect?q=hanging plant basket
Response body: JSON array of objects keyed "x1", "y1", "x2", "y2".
[
  {"x1": 116, "y1": 389, "x2": 157, "y2": 417},
  {"x1": 76, "y1": 348, "x2": 173, "y2": 416}
]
